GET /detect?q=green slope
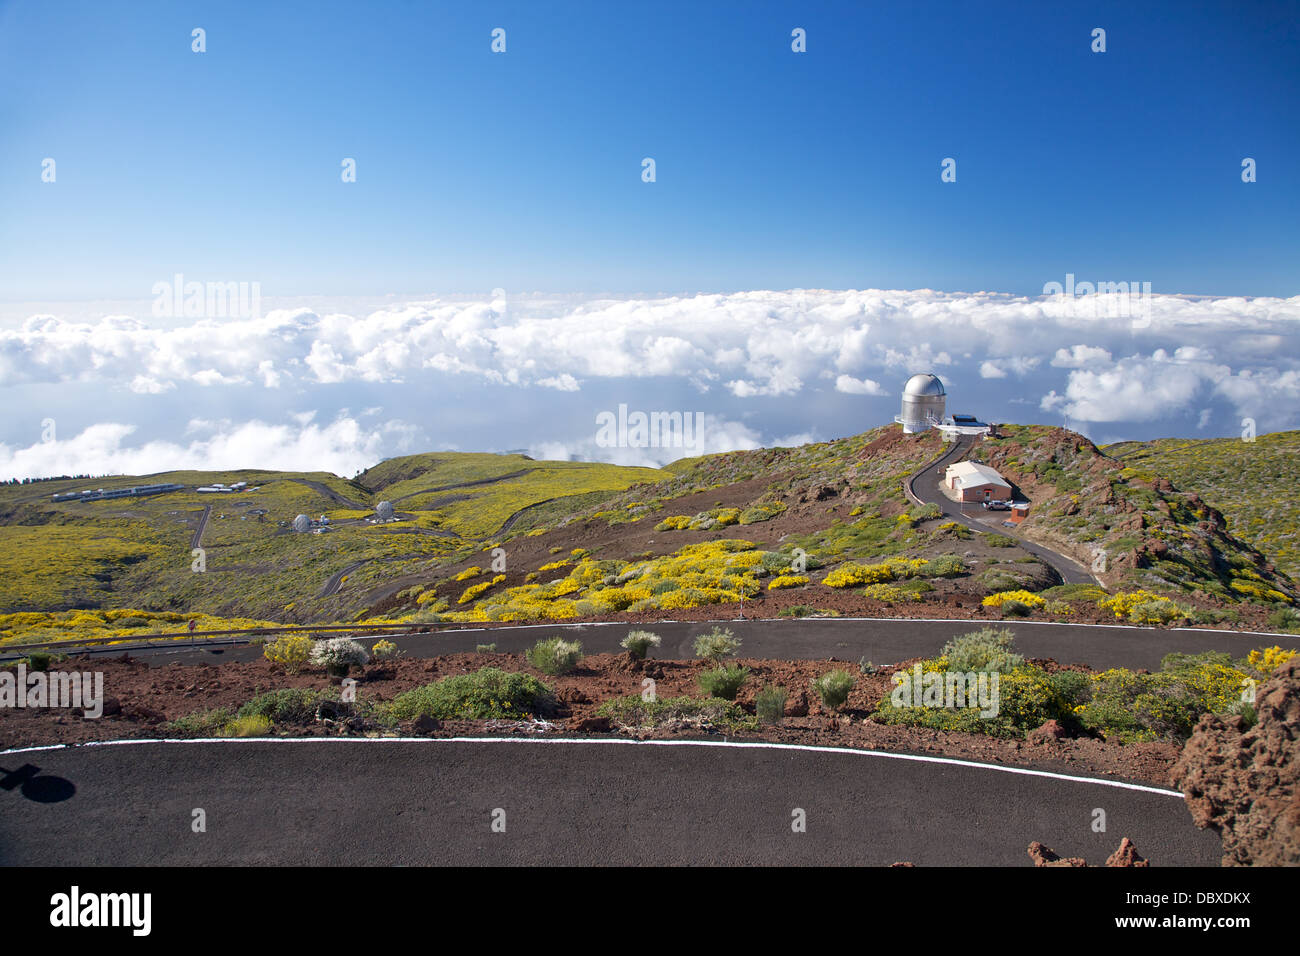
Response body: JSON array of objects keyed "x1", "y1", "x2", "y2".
[{"x1": 1106, "y1": 430, "x2": 1300, "y2": 583}]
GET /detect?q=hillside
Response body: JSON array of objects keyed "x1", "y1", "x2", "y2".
[
  {"x1": 1105, "y1": 430, "x2": 1300, "y2": 584},
  {"x1": 1, "y1": 424, "x2": 1296, "y2": 646},
  {"x1": 0, "y1": 455, "x2": 663, "y2": 637},
  {"x1": 365, "y1": 424, "x2": 1296, "y2": 633}
]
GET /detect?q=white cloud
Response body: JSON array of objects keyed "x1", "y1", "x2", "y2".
[
  {"x1": 536, "y1": 373, "x2": 580, "y2": 391},
  {"x1": 1040, "y1": 352, "x2": 1230, "y2": 422},
  {"x1": 5, "y1": 288, "x2": 1300, "y2": 447},
  {"x1": 1051, "y1": 345, "x2": 1112, "y2": 368},
  {"x1": 0, "y1": 415, "x2": 421, "y2": 481},
  {"x1": 529, "y1": 414, "x2": 764, "y2": 468},
  {"x1": 834, "y1": 374, "x2": 886, "y2": 395}
]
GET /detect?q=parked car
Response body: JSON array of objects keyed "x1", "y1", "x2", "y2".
[{"x1": 983, "y1": 500, "x2": 1011, "y2": 511}]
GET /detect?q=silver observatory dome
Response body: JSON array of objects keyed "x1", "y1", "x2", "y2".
[{"x1": 897, "y1": 373, "x2": 946, "y2": 433}]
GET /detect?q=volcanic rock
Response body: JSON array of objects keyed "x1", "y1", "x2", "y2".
[{"x1": 1170, "y1": 658, "x2": 1300, "y2": 866}]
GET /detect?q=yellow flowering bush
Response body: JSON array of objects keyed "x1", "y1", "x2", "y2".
[
  {"x1": 654, "y1": 515, "x2": 692, "y2": 531},
  {"x1": 263, "y1": 634, "x2": 313, "y2": 674},
  {"x1": 1229, "y1": 578, "x2": 1291, "y2": 602},
  {"x1": 982, "y1": 590, "x2": 1047, "y2": 609},
  {"x1": 1247, "y1": 645, "x2": 1296, "y2": 674},
  {"x1": 538, "y1": 560, "x2": 569, "y2": 572},
  {"x1": 1098, "y1": 590, "x2": 1181, "y2": 622},
  {"x1": 768, "y1": 575, "x2": 810, "y2": 590},
  {"x1": 454, "y1": 566, "x2": 482, "y2": 582},
  {"x1": 1078, "y1": 655, "x2": 1249, "y2": 742},
  {"x1": 824, "y1": 557, "x2": 933, "y2": 588},
  {"x1": 862, "y1": 583, "x2": 914, "y2": 603},
  {"x1": 457, "y1": 574, "x2": 505, "y2": 605},
  {"x1": 441, "y1": 539, "x2": 763, "y2": 621}
]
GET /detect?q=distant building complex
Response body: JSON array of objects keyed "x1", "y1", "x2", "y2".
[
  {"x1": 196, "y1": 481, "x2": 248, "y2": 494},
  {"x1": 51, "y1": 482, "x2": 184, "y2": 503}
]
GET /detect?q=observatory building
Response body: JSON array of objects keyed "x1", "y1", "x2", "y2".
[{"x1": 895, "y1": 373, "x2": 946, "y2": 433}]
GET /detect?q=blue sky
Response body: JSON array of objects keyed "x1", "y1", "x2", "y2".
[
  {"x1": 1, "y1": 1, "x2": 1298, "y2": 479},
  {"x1": 2, "y1": 0, "x2": 1297, "y2": 301}
]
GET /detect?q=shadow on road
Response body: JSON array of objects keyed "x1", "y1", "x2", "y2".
[{"x1": 1, "y1": 763, "x2": 76, "y2": 803}]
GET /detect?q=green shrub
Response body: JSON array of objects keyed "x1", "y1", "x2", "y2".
[
  {"x1": 263, "y1": 634, "x2": 313, "y2": 674},
  {"x1": 738, "y1": 501, "x2": 787, "y2": 525},
  {"x1": 1047, "y1": 669, "x2": 1092, "y2": 711},
  {"x1": 777, "y1": 605, "x2": 839, "y2": 618},
  {"x1": 986, "y1": 534, "x2": 1016, "y2": 548},
  {"x1": 812, "y1": 669, "x2": 855, "y2": 710},
  {"x1": 941, "y1": 627, "x2": 1023, "y2": 673},
  {"x1": 914, "y1": 502, "x2": 942, "y2": 521},
  {"x1": 697, "y1": 665, "x2": 750, "y2": 701},
  {"x1": 1043, "y1": 599, "x2": 1072, "y2": 617},
  {"x1": 26, "y1": 652, "x2": 50, "y2": 672},
  {"x1": 755, "y1": 685, "x2": 787, "y2": 724},
  {"x1": 621, "y1": 630, "x2": 661, "y2": 659},
  {"x1": 873, "y1": 664, "x2": 1059, "y2": 738},
  {"x1": 525, "y1": 637, "x2": 584, "y2": 675},
  {"x1": 236, "y1": 688, "x2": 329, "y2": 725},
  {"x1": 1000, "y1": 599, "x2": 1032, "y2": 618},
  {"x1": 1129, "y1": 599, "x2": 1185, "y2": 626},
  {"x1": 476, "y1": 643, "x2": 497, "y2": 653},
  {"x1": 1265, "y1": 607, "x2": 1300, "y2": 634},
  {"x1": 217, "y1": 714, "x2": 273, "y2": 738},
  {"x1": 1077, "y1": 654, "x2": 1248, "y2": 742},
  {"x1": 389, "y1": 667, "x2": 555, "y2": 720},
  {"x1": 693, "y1": 627, "x2": 741, "y2": 664},
  {"x1": 925, "y1": 554, "x2": 967, "y2": 578},
  {"x1": 167, "y1": 707, "x2": 234, "y2": 736},
  {"x1": 595, "y1": 695, "x2": 756, "y2": 733}
]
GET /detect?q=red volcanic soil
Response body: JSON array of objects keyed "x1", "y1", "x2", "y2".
[{"x1": 1, "y1": 650, "x2": 1183, "y2": 788}]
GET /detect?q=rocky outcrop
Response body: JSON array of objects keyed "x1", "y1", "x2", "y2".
[
  {"x1": 1170, "y1": 659, "x2": 1300, "y2": 866},
  {"x1": 1028, "y1": 837, "x2": 1147, "y2": 867}
]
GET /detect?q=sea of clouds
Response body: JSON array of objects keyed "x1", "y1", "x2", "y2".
[{"x1": 1, "y1": 288, "x2": 1297, "y2": 479}]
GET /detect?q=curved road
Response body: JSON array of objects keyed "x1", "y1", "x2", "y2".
[
  {"x1": 391, "y1": 468, "x2": 536, "y2": 504},
  {"x1": 288, "y1": 478, "x2": 369, "y2": 511},
  {"x1": 190, "y1": 504, "x2": 211, "y2": 549},
  {"x1": 0, "y1": 738, "x2": 1219, "y2": 866},
  {"x1": 50, "y1": 617, "x2": 1300, "y2": 674},
  {"x1": 906, "y1": 437, "x2": 1095, "y2": 586}
]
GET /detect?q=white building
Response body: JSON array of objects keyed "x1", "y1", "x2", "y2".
[{"x1": 945, "y1": 461, "x2": 1012, "y2": 502}]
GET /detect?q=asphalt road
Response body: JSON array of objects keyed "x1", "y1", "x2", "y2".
[
  {"x1": 94, "y1": 617, "x2": 1300, "y2": 674},
  {"x1": 906, "y1": 436, "x2": 1096, "y2": 586},
  {"x1": 190, "y1": 504, "x2": 211, "y2": 550},
  {"x1": 0, "y1": 739, "x2": 1220, "y2": 866}
]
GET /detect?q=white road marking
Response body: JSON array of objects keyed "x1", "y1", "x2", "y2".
[{"x1": 1, "y1": 735, "x2": 1186, "y2": 797}]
